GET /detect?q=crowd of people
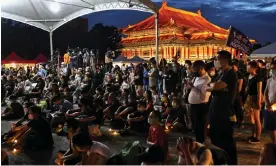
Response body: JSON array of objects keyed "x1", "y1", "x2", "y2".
[{"x1": 1, "y1": 50, "x2": 276, "y2": 165}]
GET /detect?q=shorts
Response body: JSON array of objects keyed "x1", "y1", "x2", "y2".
[
  {"x1": 263, "y1": 110, "x2": 276, "y2": 131},
  {"x1": 244, "y1": 95, "x2": 259, "y2": 112}
]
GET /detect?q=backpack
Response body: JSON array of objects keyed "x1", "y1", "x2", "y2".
[
  {"x1": 196, "y1": 144, "x2": 229, "y2": 165},
  {"x1": 106, "y1": 141, "x2": 145, "y2": 165}
]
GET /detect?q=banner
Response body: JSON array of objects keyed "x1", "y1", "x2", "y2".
[{"x1": 226, "y1": 26, "x2": 252, "y2": 55}]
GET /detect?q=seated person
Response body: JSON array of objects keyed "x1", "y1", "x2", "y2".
[
  {"x1": 93, "y1": 87, "x2": 104, "y2": 99},
  {"x1": 120, "y1": 77, "x2": 130, "y2": 92},
  {"x1": 124, "y1": 100, "x2": 151, "y2": 132},
  {"x1": 56, "y1": 119, "x2": 81, "y2": 165},
  {"x1": 165, "y1": 99, "x2": 185, "y2": 131},
  {"x1": 72, "y1": 132, "x2": 113, "y2": 165},
  {"x1": 259, "y1": 143, "x2": 276, "y2": 165},
  {"x1": 14, "y1": 76, "x2": 25, "y2": 97},
  {"x1": 115, "y1": 93, "x2": 137, "y2": 119},
  {"x1": 177, "y1": 137, "x2": 213, "y2": 165},
  {"x1": 1, "y1": 95, "x2": 24, "y2": 120},
  {"x1": 103, "y1": 92, "x2": 120, "y2": 120},
  {"x1": 63, "y1": 87, "x2": 73, "y2": 104},
  {"x1": 51, "y1": 95, "x2": 73, "y2": 129},
  {"x1": 147, "y1": 111, "x2": 168, "y2": 161},
  {"x1": 13, "y1": 106, "x2": 54, "y2": 150},
  {"x1": 137, "y1": 144, "x2": 165, "y2": 165},
  {"x1": 150, "y1": 87, "x2": 161, "y2": 106},
  {"x1": 27, "y1": 77, "x2": 45, "y2": 98},
  {"x1": 160, "y1": 93, "x2": 171, "y2": 119},
  {"x1": 2, "y1": 102, "x2": 34, "y2": 144}
]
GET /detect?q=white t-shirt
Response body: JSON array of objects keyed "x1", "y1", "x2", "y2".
[
  {"x1": 188, "y1": 73, "x2": 211, "y2": 104},
  {"x1": 267, "y1": 77, "x2": 276, "y2": 104},
  {"x1": 178, "y1": 142, "x2": 213, "y2": 165}
]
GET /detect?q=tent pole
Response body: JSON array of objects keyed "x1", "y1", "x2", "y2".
[
  {"x1": 155, "y1": 13, "x2": 159, "y2": 63},
  {"x1": 50, "y1": 31, "x2": 54, "y2": 61}
]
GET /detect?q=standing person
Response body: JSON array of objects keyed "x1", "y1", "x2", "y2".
[
  {"x1": 206, "y1": 50, "x2": 238, "y2": 164},
  {"x1": 244, "y1": 61, "x2": 263, "y2": 144},
  {"x1": 263, "y1": 61, "x2": 276, "y2": 143},
  {"x1": 105, "y1": 48, "x2": 114, "y2": 73},
  {"x1": 231, "y1": 60, "x2": 244, "y2": 128},
  {"x1": 148, "y1": 60, "x2": 158, "y2": 90},
  {"x1": 188, "y1": 60, "x2": 211, "y2": 143},
  {"x1": 143, "y1": 63, "x2": 149, "y2": 91}
]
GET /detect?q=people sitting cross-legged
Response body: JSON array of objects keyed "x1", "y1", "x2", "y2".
[
  {"x1": 50, "y1": 95, "x2": 73, "y2": 130},
  {"x1": 165, "y1": 99, "x2": 185, "y2": 132},
  {"x1": 124, "y1": 100, "x2": 151, "y2": 133},
  {"x1": 1, "y1": 95, "x2": 24, "y2": 120},
  {"x1": 72, "y1": 132, "x2": 113, "y2": 165},
  {"x1": 56, "y1": 119, "x2": 82, "y2": 165},
  {"x1": 12, "y1": 106, "x2": 53, "y2": 150}
]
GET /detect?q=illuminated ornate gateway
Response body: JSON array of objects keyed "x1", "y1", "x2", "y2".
[{"x1": 121, "y1": 2, "x2": 246, "y2": 62}]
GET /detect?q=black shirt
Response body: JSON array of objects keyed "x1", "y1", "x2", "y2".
[
  {"x1": 209, "y1": 69, "x2": 237, "y2": 124},
  {"x1": 27, "y1": 116, "x2": 53, "y2": 145},
  {"x1": 247, "y1": 75, "x2": 262, "y2": 96}
]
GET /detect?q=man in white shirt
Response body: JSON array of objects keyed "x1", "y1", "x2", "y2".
[
  {"x1": 187, "y1": 60, "x2": 211, "y2": 143},
  {"x1": 264, "y1": 60, "x2": 276, "y2": 143},
  {"x1": 72, "y1": 132, "x2": 113, "y2": 165}
]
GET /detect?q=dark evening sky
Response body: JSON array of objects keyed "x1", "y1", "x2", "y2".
[{"x1": 83, "y1": 0, "x2": 276, "y2": 44}]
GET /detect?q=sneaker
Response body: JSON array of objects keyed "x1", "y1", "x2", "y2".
[{"x1": 249, "y1": 137, "x2": 260, "y2": 144}]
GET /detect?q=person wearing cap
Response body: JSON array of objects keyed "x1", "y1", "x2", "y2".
[
  {"x1": 1, "y1": 95, "x2": 24, "y2": 120},
  {"x1": 206, "y1": 50, "x2": 238, "y2": 164},
  {"x1": 72, "y1": 132, "x2": 113, "y2": 165},
  {"x1": 137, "y1": 144, "x2": 165, "y2": 165}
]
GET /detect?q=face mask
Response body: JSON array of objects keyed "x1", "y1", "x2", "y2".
[
  {"x1": 214, "y1": 60, "x2": 222, "y2": 70},
  {"x1": 209, "y1": 71, "x2": 215, "y2": 77}
]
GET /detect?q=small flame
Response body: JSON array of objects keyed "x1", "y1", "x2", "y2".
[
  {"x1": 271, "y1": 103, "x2": 276, "y2": 111},
  {"x1": 14, "y1": 140, "x2": 18, "y2": 143},
  {"x1": 165, "y1": 126, "x2": 168, "y2": 130},
  {"x1": 13, "y1": 148, "x2": 17, "y2": 153},
  {"x1": 113, "y1": 131, "x2": 119, "y2": 135},
  {"x1": 109, "y1": 128, "x2": 112, "y2": 131}
]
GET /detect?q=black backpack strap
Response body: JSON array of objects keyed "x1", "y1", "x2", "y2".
[{"x1": 196, "y1": 146, "x2": 207, "y2": 162}]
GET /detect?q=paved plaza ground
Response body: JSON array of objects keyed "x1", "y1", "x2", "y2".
[{"x1": 1, "y1": 108, "x2": 270, "y2": 165}]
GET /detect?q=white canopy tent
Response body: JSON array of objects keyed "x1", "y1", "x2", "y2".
[
  {"x1": 250, "y1": 42, "x2": 276, "y2": 59},
  {"x1": 1, "y1": 0, "x2": 160, "y2": 61}
]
